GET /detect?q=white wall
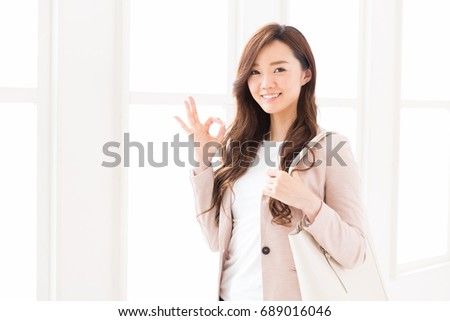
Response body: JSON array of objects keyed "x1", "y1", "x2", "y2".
[{"x1": 53, "y1": 0, "x2": 124, "y2": 300}]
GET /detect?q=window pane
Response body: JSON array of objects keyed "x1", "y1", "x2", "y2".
[
  {"x1": 130, "y1": 0, "x2": 228, "y2": 94},
  {"x1": 0, "y1": 103, "x2": 37, "y2": 300},
  {"x1": 318, "y1": 106, "x2": 357, "y2": 155},
  {"x1": 0, "y1": 1, "x2": 38, "y2": 87},
  {"x1": 288, "y1": 0, "x2": 359, "y2": 99},
  {"x1": 397, "y1": 108, "x2": 449, "y2": 264},
  {"x1": 128, "y1": 104, "x2": 225, "y2": 300},
  {"x1": 401, "y1": 0, "x2": 450, "y2": 100}
]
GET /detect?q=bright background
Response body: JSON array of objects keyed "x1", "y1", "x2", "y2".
[{"x1": 0, "y1": 0, "x2": 449, "y2": 301}]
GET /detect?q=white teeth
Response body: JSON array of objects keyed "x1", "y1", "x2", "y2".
[{"x1": 262, "y1": 93, "x2": 280, "y2": 99}]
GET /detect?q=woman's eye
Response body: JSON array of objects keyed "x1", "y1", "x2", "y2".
[
  {"x1": 274, "y1": 67, "x2": 286, "y2": 73},
  {"x1": 250, "y1": 70, "x2": 260, "y2": 75}
]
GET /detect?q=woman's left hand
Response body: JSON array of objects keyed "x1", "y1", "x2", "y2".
[{"x1": 263, "y1": 169, "x2": 322, "y2": 222}]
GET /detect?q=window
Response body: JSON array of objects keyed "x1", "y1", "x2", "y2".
[
  {"x1": 0, "y1": 1, "x2": 38, "y2": 87},
  {"x1": 129, "y1": 0, "x2": 229, "y2": 94},
  {"x1": 127, "y1": 0, "x2": 231, "y2": 300},
  {"x1": 0, "y1": 0, "x2": 39, "y2": 300},
  {"x1": 397, "y1": 0, "x2": 450, "y2": 266}
]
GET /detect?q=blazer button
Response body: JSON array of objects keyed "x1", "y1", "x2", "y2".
[{"x1": 262, "y1": 246, "x2": 270, "y2": 255}]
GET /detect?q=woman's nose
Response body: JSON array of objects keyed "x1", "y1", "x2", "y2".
[{"x1": 261, "y1": 74, "x2": 275, "y2": 89}]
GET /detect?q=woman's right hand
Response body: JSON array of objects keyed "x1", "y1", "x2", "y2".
[{"x1": 174, "y1": 96, "x2": 226, "y2": 170}]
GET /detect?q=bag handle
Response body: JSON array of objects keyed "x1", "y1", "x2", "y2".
[{"x1": 288, "y1": 131, "x2": 334, "y2": 175}]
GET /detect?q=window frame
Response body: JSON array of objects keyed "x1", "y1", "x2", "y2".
[{"x1": 0, "y1": 0, "x2": 54, "y2": 300}]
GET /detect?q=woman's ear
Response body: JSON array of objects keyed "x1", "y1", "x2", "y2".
[{"x1": 300, "y1": 69, "x2": 312, "y2": 86}]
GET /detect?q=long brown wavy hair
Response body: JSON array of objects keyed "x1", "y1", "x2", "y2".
[{"x1": 210, "y1": 23, "x2": 319, "y2": 226}]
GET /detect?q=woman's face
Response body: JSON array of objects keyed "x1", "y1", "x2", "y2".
[{"x1": 247, "y1": 40, "x2": 311, "y2": 119}]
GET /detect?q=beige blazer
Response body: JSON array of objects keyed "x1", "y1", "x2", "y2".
[{"x1": 189, "y1": 131, "x2": 367, "y2": 300}]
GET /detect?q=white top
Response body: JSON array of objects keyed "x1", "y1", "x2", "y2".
[{"x1": 220, "y1": 141, "x2": 283, "y2": 300}]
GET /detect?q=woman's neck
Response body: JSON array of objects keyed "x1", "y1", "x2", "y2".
[{"x1": 268, "y1": 112, "x2": 296, "y2": 141}]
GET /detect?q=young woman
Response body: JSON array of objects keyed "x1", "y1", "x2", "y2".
[{"x1": 175, "y1": 23, "x2": 367, "y2": 301}]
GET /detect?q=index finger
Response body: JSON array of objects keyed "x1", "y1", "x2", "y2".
[{"x1": 188, "y1": 96, "x2": 200, "y2": 124}]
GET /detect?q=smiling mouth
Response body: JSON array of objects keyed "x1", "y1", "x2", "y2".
[{"x1": 261, "y1": 93, "x2": 281, "y2": 99}]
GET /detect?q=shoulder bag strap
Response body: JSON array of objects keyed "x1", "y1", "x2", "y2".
[{"x1": 288, "y1": 131, "x2": 334, "y2": 175}]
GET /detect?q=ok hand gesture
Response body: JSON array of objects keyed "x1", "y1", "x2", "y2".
[{"x1": 175, "y1": 96, "x2": 226, "y2": 170}]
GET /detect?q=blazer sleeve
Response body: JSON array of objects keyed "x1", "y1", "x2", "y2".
[
  {"x1": 189, "y1": 166, "x2": 220, "y2": 252},
  {"x1": 303, "y1": 133, "x2": 367, "y2": 269}
]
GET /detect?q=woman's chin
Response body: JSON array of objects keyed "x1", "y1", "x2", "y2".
[{"x1": 259, "y1": 103, "x2": 280, "y2": 114}]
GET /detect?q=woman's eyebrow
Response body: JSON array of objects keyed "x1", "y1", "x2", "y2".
[{"x1": 252, "y1": 60, "x2": 289, "y2": 67}]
